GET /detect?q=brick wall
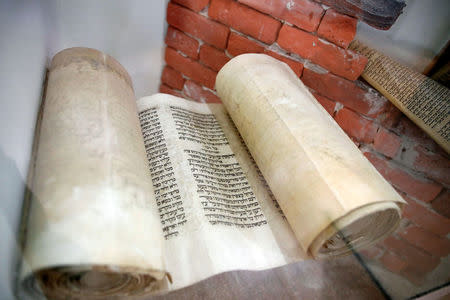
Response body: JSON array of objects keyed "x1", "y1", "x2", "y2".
[{"x1": 159, "y1": 0, "x2": 450, "y2": 288}]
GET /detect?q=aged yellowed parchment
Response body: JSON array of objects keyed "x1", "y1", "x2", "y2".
[
  {"x1": 350, "y1": 40, "x2": 450, "y2": 154},
  {"x1": 20, "y1": 49, "x2": 405, "y2": 299},
  {"x1": 136, "y1": 95, "x2": 304, "y2": 291},
  {"x1": 215, "y1": 54, "x2": 405, "y2": 258},
  {"x1": 20, "y1": 48, "x2": 167, "y2": 299}
]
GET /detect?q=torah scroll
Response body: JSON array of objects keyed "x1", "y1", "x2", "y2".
[{"x1": 19, "y1": 49, "x2": 405, "y2": 299}]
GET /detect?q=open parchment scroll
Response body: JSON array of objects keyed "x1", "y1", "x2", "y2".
[
  {"x1": 18, "y1": 48, "x2": 404, "y2": 299},
  {"x1": 349, "y1": 40, "x2": 450, "y2": 154}
]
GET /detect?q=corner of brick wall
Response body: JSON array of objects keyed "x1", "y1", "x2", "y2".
[{"x1": 158, "y1": 0, "x2": 450, "y2": 287}]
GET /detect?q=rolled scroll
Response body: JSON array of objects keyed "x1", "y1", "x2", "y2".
[
  {"x1": 215, "y1": 54, "x2": 405, "y2": 258},
  {"x1": 19, "y1": 48, "x2": 167, "y2": 299}
]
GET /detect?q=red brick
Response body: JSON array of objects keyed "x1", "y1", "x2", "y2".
[
  {"x1": 209, "y1": 0, "x2": 281, "y2": 44},
  {"x1": 407, "y1": 145, "x2": 450, "y2": 186},
  {"x1": 373, "y1": 128, "x2": 401, "y2": 158},
  {"x1": 317, "y1": 9, "x2": 357, "y2": 49},
  {"x1": 172, "y1": 0, "x2": 209, "y2": 12},
  {"x1": 226, "y1": 36, "x2": 304, "y2": 76},
  {"x1": 432, "y1": 190, "x2": 450, "y2": 219},
  {"x1": 167, "y1": 3, "x2": 229, "y2": 49},
  {"x1": 359, "y1": 245, "x2": 383, "y2": 260},
  {"x1": 278, "y1": 25, "x2": 367, "y2": 81},
  {"x1": 264, "y1": 50, "x2": 304, "y2": 77},
  {"x1": 301, "y1": 69, "x2": 387, "y2": 117},
  {"x1": 311, "y1": 91, "x2": 335, "y2": 115},
  {"x1": 364, "y1": 152, "x2": 443, "y2": 202},
  {"x1": 382, "y1": 236, "x2": 440, "y2": 274},
  {"x1": 165, "y1": 47, "x2": 217, "y2": 89},
  {"x1": 199, "y1": 44, "x2": 230, "y2": 72},
  {"x1": 400, "y1": 267, "x2": 428, "y2": 285},
  {"x1": 399, "y1": 226, "x2": 450, "y2": 257},
  {"x1": 159, "y1": 84, "x2": 183, "y2": 98},
  {"x1": 335, "y1": 108, "x2": 378, "y2": 143},
  {"x1": 395, "y1": 117, "x2": 440, "y2": 152},
  {"x1": 183, "y1": 80, "x2": 222, "y2": 103},
  {"x1": 161, "y1": 66, "x2": 185, "y2": 90},
  {"x1": 238, "y1": 0, "x2": 323, "y2": 32},
  {"x1": 165, "y1": 26, "x2": 200, "y2": 59},
  {"x1": 378, "y1": 102, "x2": 403, "y2": 129},
  {"x1": 403, "y1": 195, "x2": 450, "y2": 237},
  {"x1": 379, "y1": 251, "x2": 408, "y2": 273},
  {"x1": 227, "y1": 32, "x2": 264, "y2": 56}
]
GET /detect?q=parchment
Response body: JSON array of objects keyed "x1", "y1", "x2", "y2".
[
  {"x1": 19, "y1": 48, "x2": 167, "y2": 299},
  {"x1": 350, "y1": 40, "x2": 450, "y2": 154},
  {"x1": 137, "y1": 94, "x2": 305, "y2": 291},
  {"x1": 215, "y1": 54, "x2": 405, "y2": 258}
]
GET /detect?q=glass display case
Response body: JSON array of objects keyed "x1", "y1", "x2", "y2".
[{"x1": 1, "y1": 0, "x2": 448, "y2": 299}]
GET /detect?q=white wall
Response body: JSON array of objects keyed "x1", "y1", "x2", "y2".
[
  {"x1": 356, "y1": 0, "x2": 450, "y2": 72},
  {"x1": 45, "y1": 0, "x2": 168, "y2": 98},
  {"x1": 0, "y1": 1, "x2": 167, "y2": 298},
  {"x1": 0, "y1": 1, "x2": 47, "y2": 299}
]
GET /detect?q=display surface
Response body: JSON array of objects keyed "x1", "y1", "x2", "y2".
[{"x1": 19, "y1": 48, "x2": 404, "y2": 299}]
